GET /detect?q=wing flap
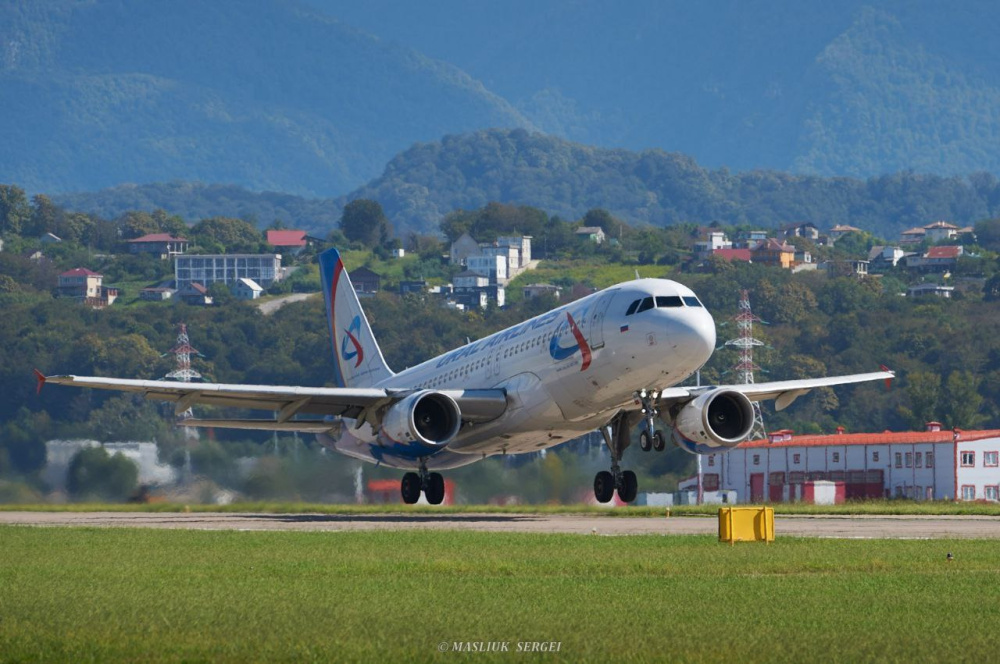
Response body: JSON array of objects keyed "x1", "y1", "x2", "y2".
[{"x1": 671, "y1": 370, "x2": 894, "y2": 410}]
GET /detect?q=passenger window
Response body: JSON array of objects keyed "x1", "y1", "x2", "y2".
[
  {"x1": 655, "y1": 296, "x2": 683, "y2": 308},
  {"x1": 625, "y1": 300, "x2": 640, "y2": 316},
  {"x1": 636, "y1": 297, "x2": 654, "y2": 313},
  {"x1": 683, "y1": 296, "x2": 702, "y2": 307}
]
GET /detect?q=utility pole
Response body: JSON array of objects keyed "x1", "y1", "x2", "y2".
[{"x1": 724, "y1": 290, "x2": 767, "y2": 441}]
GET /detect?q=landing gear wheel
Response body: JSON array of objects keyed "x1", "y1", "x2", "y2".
[
  {"x1": 652, "y1": 431, "x2": 666, "y2": 452},
  {"x1": 401, "y1": 472, "x2": 421, "y2": 504},
  {"x1": 594, "y1": 471, "x2": 615, "y2": 503},
  {"x1": 639, "y1": 430, "x2": 652, "y2": 452},
  {"x1": 425, "y1": 472, "x2": 446, "y2": 505},
  {"x1": 618, "y1": 470, "x2": 638, "y2": 503}
]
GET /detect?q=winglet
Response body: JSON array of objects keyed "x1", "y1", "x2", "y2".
[
  {"x1": 33, "y1": 369, "x2": 46, "y2": 395},
  {"x1": 880, "y1": 365, "x2": 894, "y2": 390}
]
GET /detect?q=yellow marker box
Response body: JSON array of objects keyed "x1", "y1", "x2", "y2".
[{"x1": 718, "y1": 506, "x2": 775, "y2": 544}]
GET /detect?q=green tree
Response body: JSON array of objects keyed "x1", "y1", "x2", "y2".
[
  {"x1": 944, "y1": 371, "x2": 985, "y2": 429},
  {"x1": 66, "y1": 447, "x2": 139, "y2": 501},
  {"x1": 902, "y1": 371, "x2": 941, "y2": 429},
  {"x1": 118, "y1": 211, "x2": 160, "y2": 240},
  {"x1": 0, "y1": 185, "x2": 31, "y2": 236},
  {"x1": 190, "y1": 217, "x2": 262, "y2": 253},
  {"x1": 340, "y1": 199, "x2": 393, "y2": 248}
]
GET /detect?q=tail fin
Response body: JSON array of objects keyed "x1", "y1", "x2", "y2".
[{"x1": 318, "y1": 248, "x2": 394, "y2": 388}]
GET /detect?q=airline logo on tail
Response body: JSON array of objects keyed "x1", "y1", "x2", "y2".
[
  {"x1": 549, "y1": 312, "x2": 592, "y2": 371},
  {"x1": 341, "y1": 315, "x2": 365, "y2": 368}
]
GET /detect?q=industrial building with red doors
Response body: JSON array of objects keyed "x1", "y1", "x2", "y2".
[{"x1": 702, "y1": 423, "x2": 1000, "y2": 504}]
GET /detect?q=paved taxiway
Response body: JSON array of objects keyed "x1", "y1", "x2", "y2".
[{"x1": 1, "y1": 511, "x2": 998, "y2": 538}]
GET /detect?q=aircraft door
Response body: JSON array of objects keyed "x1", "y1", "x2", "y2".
[{"x1": 588, "y1": 290, "x2": 618, "y2": 349}]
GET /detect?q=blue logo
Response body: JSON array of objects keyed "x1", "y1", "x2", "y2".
[{"x1": 340, "y1": 315, "x2": 364, "y2": 368}]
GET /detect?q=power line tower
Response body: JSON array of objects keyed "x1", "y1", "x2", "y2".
[
  {"x1": 724, "y1": 290, "x2": 767, "y2": 441},
  {"x1": 163, "y1": 323, "x2": 203, "y2": 448}
]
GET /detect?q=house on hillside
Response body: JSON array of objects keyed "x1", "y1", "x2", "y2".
[
  {"x1": 467, "y1": 254, "x2": 508, "y2": 283},
  {"x1": 399, "y1": 279, "x2": 426, "y2": 295},
  {"x1": 128, "y1": 233, "x2": 188, "y2": 259},
  {"x1": 523, "y1": 284, "x2": 561, "y2": 300},
  {"x1": 923, "y1": 221, "x2": 960, "y2": 243},
  {"x1": 828, "y1": 224, "x2": 863, "y2": 241},
  {"x1": 907, "y1": 283, "x2": 954, "y2": 298},
  {"x1": 234, "y1": 277, "x2": 264, "y2": 300},
  {"x1": 818, "y1": 259, "x2": 869, "y2": 277},
  {"x1": 905, "y1": 246, "x2": 964, "y2": 272},
  {"x1": 139, "y1": 287, "x2": 175, "y2": 301},
  {"x1": 899, "y1": 227, "x2": 926, "y2": 246},
  {"x1": 58, "y1": 268, "x2": 117, "y2": 308},
  {"x1": 175, "y1": 254, "x2": 282, "y2": 290},
  {"x1": 449, "y1": 233, "x2": 480, "y2": 266},
  {"x1": 176, "y1": 283, "x2": 212, "y2": 306},
  {"x1": 868, "y1": 246, "x2": 906, "y2": 271},
  {"x1": 694, "y1": 231, "x2": 732, "y2": 258},
  {"x1": 750, "y1": 238, "x2": 795, "y2": 269},
  {"x1": 266, "y1": 230, "x2": 322, "y2": 255},
  {"x1": 780, "y1": 222, "x2": 819, "y2": 241},
  {"x1": 575, "y1": 226, "x2": 606, "y2": 244},
  {"x1": 349, "y1": 266, "x2": 381, "y2": 296}
]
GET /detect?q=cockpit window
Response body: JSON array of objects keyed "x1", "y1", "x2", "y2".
[
  {"x1": 656, "y1": 296, "x2": 683, "y2": 308},
  {"x1": 636, "y1": 296, "x2": 654, "y2": 313},
  {"x1": 683, "y1": 296, "x2": 703, "y2": 307},
  {"x1": 625, "y1": 299, "x2": 640, "y2": 316}
]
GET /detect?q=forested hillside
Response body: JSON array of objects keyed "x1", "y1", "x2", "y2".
[
  {"x1": 325, "y1": 0, "x2": 1000, "y2": 178},
  {"x1": 343, "y1": 129, "x2": 1000, "y2": 237},
  {"x1": 0, "y1": 0, "x2": 530, "y2": 196}
]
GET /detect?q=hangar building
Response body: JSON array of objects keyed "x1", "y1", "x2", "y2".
[{"x1": 701, "y1": 423, "x2": 1000, "y2": 503}]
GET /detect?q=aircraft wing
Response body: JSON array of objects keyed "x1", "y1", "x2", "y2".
[
  {"x1": 658, "y1": 369, "x2": 894, "y2": 411},
  {"x1": 38, "y1": 373, "x2": 508, "y2": 429}
]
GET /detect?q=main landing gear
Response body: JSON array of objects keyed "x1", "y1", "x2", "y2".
[
  {"x1": 635, "y1": 389, "x2": 666, "y2": 452},
  {"x1": 595, "y1": 412, "x2": 638, "y2": 504},
  {"x1": 401, "y1": 462, "x2": 445, "y2": 505}
]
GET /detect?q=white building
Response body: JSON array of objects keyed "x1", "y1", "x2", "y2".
[
  {"x1": 700, "y1": 424, "x2": 1000, "y2": 503},
  {"x1": 234, "y1": 277, "x2": 264, "y2": 300},
  {"x1": 467, "y1": 254, "x2": 508, "y2": 283},
  {"x1": 497, "y1": 236, "x2": 531, "y2": 268},
  {"x1": 175, "y1": 254, "x2": 282, "y2": 290},
  {"x1": 694, "y1": 231, "x2": 732, "y2": 257}
]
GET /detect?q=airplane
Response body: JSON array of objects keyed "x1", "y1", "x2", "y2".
[{"x1": 39, "y1": 247, "x2": 893, "y2": 505}]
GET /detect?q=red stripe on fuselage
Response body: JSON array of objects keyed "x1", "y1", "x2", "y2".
[{"x1": 566, "y1": 312, "x2": 592, "y2": 371}]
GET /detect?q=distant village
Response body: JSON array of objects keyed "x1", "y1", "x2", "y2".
[{"x1": 11, "y1": 217, "x2": 983, "y2": 312}]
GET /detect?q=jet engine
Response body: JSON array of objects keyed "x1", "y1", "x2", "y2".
[
  {"x1": 380, "y1": 390, "x2": 462, "y2": 448},
  {"x1": 672, "y1": 389, "x2": 755, "y2": 451}
]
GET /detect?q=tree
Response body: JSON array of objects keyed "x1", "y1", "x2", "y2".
[
  {"x1": 0, "y1": 185, "x2": 31, "y2": 236},
  {"x1": 944, "y1": 371, "x2": 985, "y2": 429},
  {"x1": 984, "y1": 272, "x2": 1000, "y2": 301},
  {"x1": 339, "y1": 199, "x2": 392, "y2": 248},
  {"x1": 190, "y1": 217, "x2": 262, "y2": 253},
  {"x1": 66, "y1": 447, "x2": 138, "y2": 501},
  {"x1": 28, "y1": 194, "x2": 63, "y2": 237},
  {"x1": 119, "y1": 211, "x2": 160, "y2": 240}
]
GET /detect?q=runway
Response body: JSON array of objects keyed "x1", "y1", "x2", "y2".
[{"x1": 1, "y1": 511, "x2": 999, "y2": 538}]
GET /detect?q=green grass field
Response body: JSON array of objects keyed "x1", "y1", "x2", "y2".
[
  {"x1": 3, "y1": 500, "x2": 1000, "y2": 516},
  {"x1": 2, "y1": 527, "x2": 998, "y2": 662}
]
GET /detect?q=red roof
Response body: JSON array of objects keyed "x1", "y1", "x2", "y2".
[
  {"x1": 713, "y1": 248, "x2": 752, "y2": 261},
  {"x1": 266, "y1": 230, "x2": 307, "y2": 247},
  {"x1": 128, "y1": 233, "x2": 187, "y2": 243},
  {"x1": 925, "y1": 246, "x2": 962, "y2": 259},
  {"x1": 753, "y1": 238, "x2": 794, "y2": 252},
  {"x1": 60, "y1": 268, "x2": 101, "y2": 277},
  {"x1": 739, "y1": 429, "x2": 1000, "y2": 449}
]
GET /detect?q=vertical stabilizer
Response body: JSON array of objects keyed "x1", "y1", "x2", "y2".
[{"x1": 318, "y1": 248, "x2": 394, "y2": 388}]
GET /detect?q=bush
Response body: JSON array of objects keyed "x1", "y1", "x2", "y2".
[{"x1": 66, "y1": 447, "x2": 139, "y2": 501}]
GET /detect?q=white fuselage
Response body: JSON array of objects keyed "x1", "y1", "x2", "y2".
[{"x1": 322, "y1": 279, "x2": 716, "y2": 469}]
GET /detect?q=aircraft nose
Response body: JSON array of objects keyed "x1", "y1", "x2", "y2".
[{"x1": 675, "y1": 309, "x2": 716, "y2": 365}]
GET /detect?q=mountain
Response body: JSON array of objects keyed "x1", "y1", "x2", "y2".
[
  {"x1": 0, "y1": 0, "x2": 531, "y2": 197},
  {"x1": 320, "y1": 0, "x2": 1000, "y2": 179},
  {"x1": 342, "y1": 129, "x2": 1000, "y2": 238}
]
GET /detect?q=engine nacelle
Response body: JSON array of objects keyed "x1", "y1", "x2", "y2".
[
  {"x1": 672, "y1": 389, "x2": 755, "y2": 453},
  {"x1": 380, "y1": 390, "x2": 462, "y2": 448}
]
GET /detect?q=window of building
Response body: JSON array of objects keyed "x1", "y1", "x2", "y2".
[
  {"x1": 769, "y1": 472, "x2": 785, "y2": 485},
  {"x1": 985, "y1": 486, "x2": 999, "y2": 502},
  {"x1": 926, "y1": 452, "x2": 934, "y2": 468},
  {"x1": 788, "y1": 472, "x2": 804, "y2": 484},
  {"x1": 961, "y1": 451, "x2": 975, "y2": 468},
  {"x1": 895, "y1": 452, "x2": 902, "y2": 468},
  {"x1": 872, "y1": 451, "x2": 879, "y2": 462},
  {"x1": 752, "y1": 454, "x2": 760, "y2": 466},
  {"x1": 829, "y1": 471, "x2": 845, "y2": 482},
  {"x1": 985, "y1": 451, "x2": 999, "y2": 468},
  {"x1": 905, "y1": 452, "x2": 913, "y2": 468},
  {"x1": 793, "y1": 454, "x2": 801, "y2": 465},
  {"x1": 702, "y1": 474, "x2": 720, "y2": 491},
  {"x1": 961, "y1": 485, "x2": 976, "y2": 501},
  {"x1": 915, "y1": 452, "x2": 922, "y2": 468},
  {"x1": 707, "y1": 455, "x2": 715, "y2": 467},
  {"x1": 832, "y1": 452, "x2": 840, "y2": 463}
]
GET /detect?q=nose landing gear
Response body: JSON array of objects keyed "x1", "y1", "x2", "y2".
[{"x1": 635, "y1": 389, "x2": 666, "y2": 452}]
